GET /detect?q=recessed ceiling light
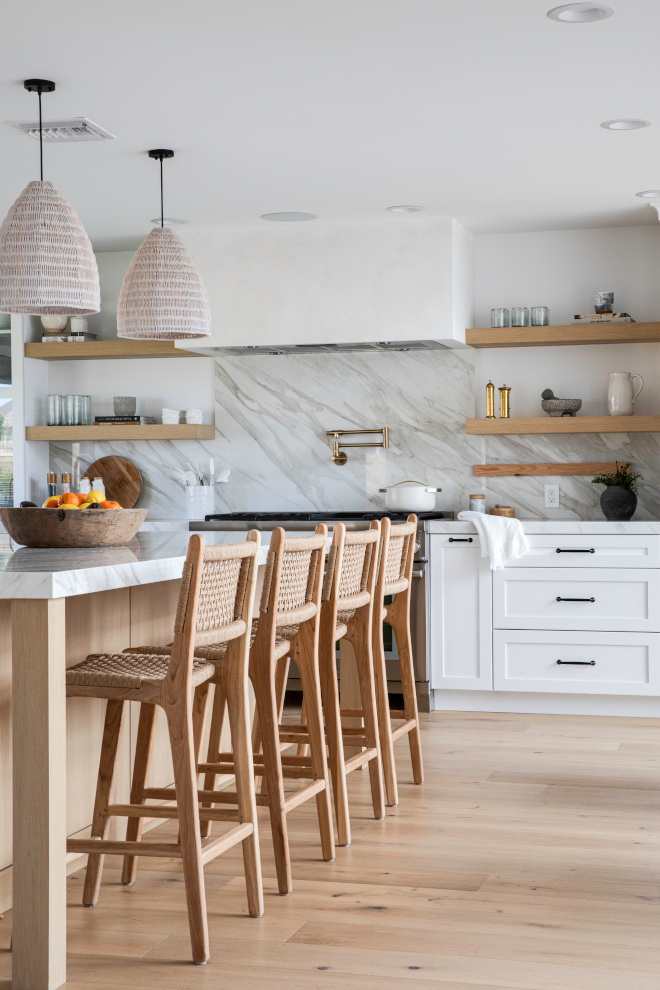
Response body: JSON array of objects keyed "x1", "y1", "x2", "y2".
[
  {"x1": 601, "y1": 119, "x2": 651, "y2": 130},
  {"x1": 547, "y1": 4, "x2": 615, "y2": 22},
  {"x1": 150, "y1": 217, "x2": 186, "y2": 225},
  {"x1": 261, "y1": 212, "x2": 316, "y2": 222},
  {"x1": 386, "y1": 205, "x2": 425, "y2": 213},
  {"x1": 635, "y1": 190, "x2": 660, "y2": 199}
]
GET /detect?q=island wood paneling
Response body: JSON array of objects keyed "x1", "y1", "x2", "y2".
[{"x1": 0, "y1": 579, "x2": 185, "y2": 916}]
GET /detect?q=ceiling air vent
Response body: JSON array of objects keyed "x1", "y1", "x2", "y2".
[{"x1": 6, "y1": 117, "x2": 116, "y2": 142}]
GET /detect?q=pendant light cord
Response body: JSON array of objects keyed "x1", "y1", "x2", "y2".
[
  {"x1": 38, "y1": 87, "x2": 43, "y2": 182},
  {"x1": 160, "y1": 156, "x2": 164, "y2": 227}
]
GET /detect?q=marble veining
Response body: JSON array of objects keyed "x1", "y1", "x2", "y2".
[
  {"x1": 0, "y1": 532, "x2": 277, "y2": 599},
  {"x1": 49, "y1": 349, "x2": 660, "y2": 521}
]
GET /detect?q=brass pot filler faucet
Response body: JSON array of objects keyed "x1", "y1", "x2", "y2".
[{"x1": 325, "y1": 427, "x2": 389, "y2": 466}]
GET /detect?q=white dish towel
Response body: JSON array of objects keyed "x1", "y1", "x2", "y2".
[{"x1": 456, "y1": 511, "x2": 529, "y2": 570}]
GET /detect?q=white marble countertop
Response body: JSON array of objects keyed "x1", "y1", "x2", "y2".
[
  {"x1": 426, "y1": 519, "x2": 660, "y2": 535},
  {"x1": 0, "y1": 531, "x2": 282, "y2": 600}
]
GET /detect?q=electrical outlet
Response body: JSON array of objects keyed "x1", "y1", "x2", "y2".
[{"x1": 544, "y1": 484, "x2": 559, "y2": 508}]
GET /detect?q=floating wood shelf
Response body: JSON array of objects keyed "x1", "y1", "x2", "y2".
[
  {"x1": 465, "y1": 322, "x2": 660, "y2": 349},
  {"x1": 26, "y1": 425, "x2": 215, "y2": 441},
  {"x1": 474, "y1": 462, "x2": 626, "y2": 477},
  {"x1": 466, "y1": 416, "x2": 660, "y2": 436},
  {"x1": 25, "y1": 340, "x2": 207, "y2": 361}
]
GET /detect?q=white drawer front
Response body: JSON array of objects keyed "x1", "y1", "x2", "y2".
[
  {"x1": 506, "y1": 535, "x2": 660, "y2": 569},
  {"x1": 493, "y1": 567, "x2": 660, "y2": 632},
  {"x1": 493, "y1": 629, "x2": 660, "y2": 695}
]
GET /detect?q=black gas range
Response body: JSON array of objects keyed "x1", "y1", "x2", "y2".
[{"x1": 194, "y1": 510, "x2": 454, "y2": 532}]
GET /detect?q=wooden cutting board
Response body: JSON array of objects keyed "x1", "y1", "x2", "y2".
[{"x1": 83, "y1": 456, "x2": 142, "y2": 507}]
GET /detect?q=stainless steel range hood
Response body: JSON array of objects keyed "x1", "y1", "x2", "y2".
[{"x1": 182, "y1": 339, "x2": 453, "y2": 356}]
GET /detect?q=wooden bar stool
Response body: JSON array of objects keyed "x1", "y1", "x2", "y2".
[
  {"x1": 141, "y1": 526, "x2": 335, "y2": 895},
  {"x1": 65, "y1": 532, "x2": 263, "y2": 966},
  {"x1": 198, "y1": 525, "x2": 335, "y2": 894},
  {"x1": 316, "y1": 520, "x2": 384, "y2": 845},
  {"x1": 372, "y1": 514, "x2": 424, "y2": 807}
]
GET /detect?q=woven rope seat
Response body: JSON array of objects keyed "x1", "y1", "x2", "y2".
[{"x1": 66, "y1": 652, "x2": 215, "y2": 691}]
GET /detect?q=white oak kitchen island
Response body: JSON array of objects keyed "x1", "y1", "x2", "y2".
[{"x1": 1, "y1": 532, "x2": 272, "y2": 990}]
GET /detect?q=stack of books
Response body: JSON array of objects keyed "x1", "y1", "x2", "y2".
[
  {"x1": 572, "y1": 313, "x2": 635, "y2": 325},
  {"x1": 41, "y1": 331, "x2": 98, "y2": 343},
  {"x1": 94, "y1": 415, "x2": 155, "y2": 425}
]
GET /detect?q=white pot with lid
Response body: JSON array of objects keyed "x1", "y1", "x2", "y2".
[{"x1": 379, "y1": 480, "x2": 441, "y2": 512}]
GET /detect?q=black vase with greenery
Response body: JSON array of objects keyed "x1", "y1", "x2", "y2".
[{"x1": 591, "y1": 463, "x2": 642, "y2": 521}]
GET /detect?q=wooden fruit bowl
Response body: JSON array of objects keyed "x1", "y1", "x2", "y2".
[{"x1": 0, "y1": 507, "x2": 148, "y2": 548}]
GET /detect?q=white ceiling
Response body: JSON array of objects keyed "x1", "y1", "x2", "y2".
[{"x1": 2, "y1": 0, "x2": 660, "y2": 250}]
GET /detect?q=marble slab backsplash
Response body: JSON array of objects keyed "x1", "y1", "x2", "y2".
[{"x1": 50, "y1": 349, "x2": 660, "y2": 520}]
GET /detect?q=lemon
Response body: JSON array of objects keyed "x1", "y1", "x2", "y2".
[
  {"x1": 59, "y1": 503, "x2": 79, "y2": 510},
  {"x1": 79, "y1": 502, "x2": 93, "y2": 509},
  {"x1": 87, "y1": 490, "x2": 105, "y2": 503}
]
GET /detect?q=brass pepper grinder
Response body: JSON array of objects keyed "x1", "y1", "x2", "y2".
[
  {"x1": 485, "y1": 381, "x2": 496, "y2": 419},
  {"x1": 499, "y1": 385, "x2": 511, "y2": 418}
]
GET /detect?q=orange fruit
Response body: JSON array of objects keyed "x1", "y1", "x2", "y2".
[
  {"x1": 43, "y1": 496, "x2": 60, "y2": 508},
  {"x1": 58, "y1": 492, "x2": 81, "y2": 507},
  {"x1": 100, "y1": 500, "x2": 120, "y2": 509}
]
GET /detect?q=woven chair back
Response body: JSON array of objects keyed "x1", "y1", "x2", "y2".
[
  {"x1": 323, "y1": 522, "x2": 380, "y2": 613},
  {"x1": 377, "y1": 516, "x2": 418, "y2": 596},
  {"x1": 170, "y1": 533, "x2": 260, "y2": 680},
  {"x1": 258, "y1": 526, "x2": 327, "y2": 638}
]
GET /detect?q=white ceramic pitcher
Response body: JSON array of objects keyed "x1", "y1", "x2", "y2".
[{"x1": 608, "y1": 372, "x2": 643, "y2": 416}]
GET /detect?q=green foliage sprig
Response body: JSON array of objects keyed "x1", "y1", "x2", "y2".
[{"x1": 591, "y1": 462, "x2": 642, "y2": 495}]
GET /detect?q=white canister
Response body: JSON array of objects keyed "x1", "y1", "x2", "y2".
[
  {"x1": 607, "y1": 372, "x2": 643, "y2": 417},
  {"x1": 469, "y1": 494, "x2": 486, "y2": 513}
]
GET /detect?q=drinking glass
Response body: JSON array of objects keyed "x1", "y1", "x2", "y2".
[
  {"x1": 65, "y1": 394, "x2": 85, "y2": 426},
  {"x1": 531, "y1": 306, "x2": 549, "y2": 326},
  {"x1": 81, "y1": 395, "x2": 92, "y2": 425},
  {"x1": 491, "y1": 308, "x2": 509, "y2": 328},
  {"x1": 47, "y1": 394, "x2": 63, "y2": 426},
  {"x1": 511, "y1": 307, "x2": 530, "y2": 327}
]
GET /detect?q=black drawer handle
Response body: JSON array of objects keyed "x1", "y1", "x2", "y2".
[
  {"x1": 556, "y1": 596, "x2": 595, "y2": 602},
  {"x1": 557, "y1": 659, "x2": 596, "y2": 666},
  {"x1": 556, "y1": 548, "x2": 595, "y2": 554},
  {"x1": 448, "y1": 537, "x2": 473, "y2": 543}
]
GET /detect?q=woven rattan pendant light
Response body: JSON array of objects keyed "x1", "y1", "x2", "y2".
[
  {"x1": 117, "y1": 149, "x2": 210, "y2": 339},
  {"x1": 0, "y1": 79, "x2": 100, "y2": 315}
]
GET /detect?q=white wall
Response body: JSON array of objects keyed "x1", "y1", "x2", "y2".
[
  {"x1": 474, "y1": 226, "x2": 660, "y2": 418},
  {"x1": 474, "y1": 225, "x2": 660, "y2": 328}
]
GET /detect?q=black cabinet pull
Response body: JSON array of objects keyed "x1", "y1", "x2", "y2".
[
  {"x1": 448, "y1": 537, "x2": 473, "y2": 543},
  {"x1": 556, "y1": 548, "x2": 595, "y2": 554},
  {"x1": 556, "y1": 596, "x2": 595, "y2": 602},
  {"x1": 557, "y1": 659, "x2": 596, "y2": 666}
]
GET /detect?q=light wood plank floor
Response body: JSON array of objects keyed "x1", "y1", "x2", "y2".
[{"x1": 1, "y1": 710, "x2": 659, "y2": 989}]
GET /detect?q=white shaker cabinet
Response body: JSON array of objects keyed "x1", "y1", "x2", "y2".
[{"x1": 428, "y1": 534, "x2": 492, "y2": 690}]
